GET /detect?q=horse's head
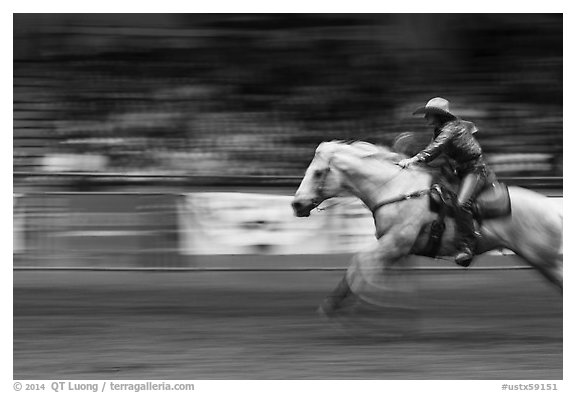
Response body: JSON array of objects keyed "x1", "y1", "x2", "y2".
[
  {"x1": 292, "y1": 140, "x2": 408, "y2": 217},
  {"x1": 291, "y1": 142, "x2": 348, "y2": 217}
]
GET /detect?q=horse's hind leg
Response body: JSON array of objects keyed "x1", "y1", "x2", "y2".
[
  {"x1": 531, "y1": 260, "x2": 562, "y2": 294},
  {"x1": 516, "y1": 249, "x2": 563, "y2": 294},
  {"x1": 549, "y1": 258, "x2": 563, "y2": 292},
  {"x1": 535, "y1": 254, "x2": 563, "y2": 293}
]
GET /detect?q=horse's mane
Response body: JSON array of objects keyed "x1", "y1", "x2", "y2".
[
  {"x1": 317, "y1": 139, "x2": 458, "y2": 184},
  {"x1": 317, "y1": 140, "x2": 407, "y2": 163}
]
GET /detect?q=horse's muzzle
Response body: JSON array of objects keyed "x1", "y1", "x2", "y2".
[{"x1": 291, "y1": 200, "x2": 312, "y2": 217}]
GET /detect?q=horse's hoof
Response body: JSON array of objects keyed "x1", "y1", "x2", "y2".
[{"x1": 317, "y1": 303, "x2": 334, "y2": 319}]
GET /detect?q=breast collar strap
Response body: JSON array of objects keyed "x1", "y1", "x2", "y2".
[
  {"x1": 370, "y1": 188, "x2": 431, "y2": 214},
  {"x1": 368, "y1": 165, "x2": 431, "y2": 213}
]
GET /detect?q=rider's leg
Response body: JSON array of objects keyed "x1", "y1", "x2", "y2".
[
  {"x1": 454, "y1": 171, "x2": 486, "y2": 266},
  {"x1": 453, "y1": 200, "x2": 475, "y2": 266}
]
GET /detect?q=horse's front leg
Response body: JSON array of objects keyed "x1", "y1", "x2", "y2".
[
  {"x1": 318, "y1": 229, "x2": 419, "y2": 316},
  {"x1": 317, "y1": 275, "x2": 353, "y2": 317}
]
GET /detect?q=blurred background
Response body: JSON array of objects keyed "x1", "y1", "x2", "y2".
[{"x1": 14, "y1": 14, "x2": 562, "y2": 184}]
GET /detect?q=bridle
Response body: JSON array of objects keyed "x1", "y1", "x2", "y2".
[{"x1": 312, "y1": 163, "x2": 333, "y2": 210}]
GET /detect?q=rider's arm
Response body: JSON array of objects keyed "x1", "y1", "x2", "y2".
[{"x1": 413, "y1": 125, "x2": 457, "y2": 163}]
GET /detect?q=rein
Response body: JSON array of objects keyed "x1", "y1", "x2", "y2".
[{"x1": 316, "y1": 198, "x2": 357, "y2": 212}]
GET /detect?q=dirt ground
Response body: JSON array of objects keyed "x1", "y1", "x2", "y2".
[{"x1": 14, "y1": 258, "x2": 562, "y2": 380}]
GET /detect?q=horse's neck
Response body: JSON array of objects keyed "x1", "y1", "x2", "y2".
[{"x1": 338, "y1": 158, "x2": 432, "y2": 209}]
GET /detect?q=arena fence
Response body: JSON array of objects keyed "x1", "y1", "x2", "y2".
[
  {"x1": 12, "y1": 172, "x2": 564, "y2": 190},
  {"x1": 13, "y1": 175, "x2": 562, "y2": 272},
  {"x1": 13, "y1": 266, "x2": 536, "y2": 272}
]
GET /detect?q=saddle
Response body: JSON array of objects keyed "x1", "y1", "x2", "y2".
[
  {"x1": 429, "y1": 181, "x2": 512, "y2": 220},
  {"x1": 393, "y1": 132, "x2": 511, "y2": 257},
  {"x1": 421, "y1": 180, "x2": 511, "y2": 258}
]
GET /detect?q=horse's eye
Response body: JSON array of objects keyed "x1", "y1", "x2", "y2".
[{"x1": 314, "y1": 169, "x2": 324, "y2": 179}]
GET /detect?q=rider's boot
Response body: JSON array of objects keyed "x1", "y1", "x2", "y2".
[
  {"x1": 454, "y1": 201, "x2": 476, "y2": 267},
  {"x1": 318, "y1": 276, "x2": 351, "y2": 317}
]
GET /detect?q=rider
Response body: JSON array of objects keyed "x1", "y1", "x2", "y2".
[{"x1": 397, "y1": 97, "x2": 494, "y2": 267}]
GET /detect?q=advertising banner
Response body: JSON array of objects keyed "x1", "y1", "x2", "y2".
[{"x1": 178, "y1": 192, "x2": 351, "y2": 255}]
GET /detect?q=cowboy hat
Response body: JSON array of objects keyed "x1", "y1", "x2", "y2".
[{"x1": 413, "y1": 97, "x2": 457, "y2": 118}]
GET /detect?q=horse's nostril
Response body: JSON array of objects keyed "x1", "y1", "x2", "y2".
[{"x1": 292, "y1": 201, "x2": 303, "y2": 210}]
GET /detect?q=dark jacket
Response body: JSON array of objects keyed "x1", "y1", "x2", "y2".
[{"x1": 414, "y1": 119, "x2": 483, "y2": 172}]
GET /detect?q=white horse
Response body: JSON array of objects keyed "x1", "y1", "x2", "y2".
[{"x1": 291, "y1": 141, "x2": 562, "y2": 314}]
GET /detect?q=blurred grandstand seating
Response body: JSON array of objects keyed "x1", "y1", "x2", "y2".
[{"x1": 14, "y1": 14, "x2": 562, "y2": 185}]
